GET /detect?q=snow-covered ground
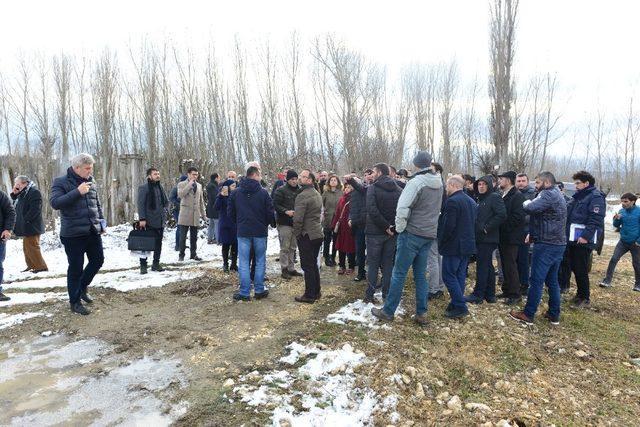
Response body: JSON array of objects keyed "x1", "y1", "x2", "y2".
[{"x1": 2, "y1": 224, "x2": 281, "y2": 283}]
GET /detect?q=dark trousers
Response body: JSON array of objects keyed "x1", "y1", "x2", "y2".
[
  {"x1": 222, "y1": 242, "x2": 238, "y2": 268},
  {"x1": 568, "y1": 245, "x2": 592, "y2": 300},
  {"x1": 61, "y1": 231, "x2": 104, "y2": 304},
  {"x1": 365, "y1": 234, "x2": 397, "y2": 299},
  {"x1": 473, "y1": 242, "x2": 497, "y2": 299},
  {"x1": 442, "y1": 255, "x2": 470, "y2": 311},
  {"x1": 517, "y1": 243, "x2": 530, "y2": 287},
  {"x1": 298, "y1": 235, "x2": 323, "y2": 299},
  {"x1": 141, "y1": 227, "x2": 163, "y2": 265},
  {"x1": 323, "y1": 228, "x2": 337, "y2": 261},
  {"x1": 353, "y1": 225, "x2": 366, "y2": 278},
  {"x1": 179, "y1": 225, "x2": 198, "y2": 258},
  {"x1": 499, "y1": 243, "x2": 521, "y2": 297},
  {"x1": 338, "y1": 251, "x2": 355, "y2": 269},
  {"x1": 558, "y1": 247, "x2": 571, "y2": 290},
  {"x1": 604, "y1": 240, "x2": 640, "y2": 285}
]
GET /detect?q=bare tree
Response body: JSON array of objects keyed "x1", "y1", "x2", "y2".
[
  {"x1": 405, "y1": 63, "x2": 437, "y2": 154},
  {"x1": 53, "y1": 53, "x2": 72, "y2": 166},
  {"x1": 438, "y1": 60, "x2": 458, "y2": 174},
  {"x1": 489, "y1": 0, "x2": 518, "y2": 167},
  {"x1": 460, "y1": 77, "x2": 481, "y2": 173}
]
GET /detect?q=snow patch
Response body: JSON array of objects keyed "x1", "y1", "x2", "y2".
[
  {"x1": 326, "y1": 299, "x2": 404, "y2": 329},
  {"x1": 0, "y1": 311, "x2": 45, "y2": 330},
  {"x1": 0, "y1": 292, "x2": 67, "y2": 307}
]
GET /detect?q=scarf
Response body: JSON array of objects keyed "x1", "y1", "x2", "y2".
[{"x1": 147, "y1": 179, "x2": 167, "y2": 210}]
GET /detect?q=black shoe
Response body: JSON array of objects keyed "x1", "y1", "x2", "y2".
[
  {"x1": 191, "y1": 255, "x2": 203, "y2": 261},
  {"x1": 178, "y1": 255, "x2": 185, "y2": 262},
  {"x1": 519, "y1": 286, "x2": 529, "y2": 295},
  {"x1": 151, "y1": 263, "x2": 164, "y2": 272},
  {"x1": 230, "y1": 264, "x2": 238, "y2": 272},
  {"x1": 371, "y1": 307, "x2": 394, "y2": 322},
  {"x1": 70, "y1": 302, "x2": 90, "y2": 315},
  {"x1": 428, "y1": 290, "x2": 444, "y2": 301},
  {"x1": 485, "y1": 297, "x2": 497, "y2": 303},
  {"x1": 80, "y1": 291, "x2": 94, "y2": 304},
  {"x1": 140, "y1": 261, "x2": 148, "y2": 275},
  {"x1": 571, "y1": 298, "x2": 590, "y2": 309},
  {"x1": 254, "y1": 290, "x2": 269, "y2": 300},
  {"x1": 0, "y1": 292, "x2": 11, "y2": 302},
  {"x1": 445, "y1": 307, "x2": 469, "y2": 319},
  {"x1": 504, "y1": 297, "x2": 522, "y2": 306},
  {"x1": 287, "y1": 269, "x2": 303, "y2": 277},
  {"x1": 233, "y1": 293, "x2": 251, "y2": 302},
  {"x1": 294, "y1": 295, "x2": 316, "y2": 304},
  {"x1": 281, "y1": 269, "x2": 292, "y2": 280},
  {"x1": 465, "y1": 294, "x2": 484, "y2": 304}
]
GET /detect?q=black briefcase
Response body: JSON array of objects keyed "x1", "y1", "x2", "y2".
[{"x1": 127, "y1": 229, "x2": 156, "y2": 251}]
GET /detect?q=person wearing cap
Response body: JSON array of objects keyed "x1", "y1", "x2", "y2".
[
  {"x1": 495, "y1": 171, "x2": 526, "y2": 304},
  {"x1": 466, "y1": 175, "x2": 506, "y2": 304},
  {"x1": 371, "y1": 151, "x2": 442, "y2": 326},
  {"x1": 273, "y1": 170, "x2": 303, "y2": 279}
]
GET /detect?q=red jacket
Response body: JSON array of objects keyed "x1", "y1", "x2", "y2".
[{"x1": 331, "y1": 192, "x2": 355, "y2": 253}]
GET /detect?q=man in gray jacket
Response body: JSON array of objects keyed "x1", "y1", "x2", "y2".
[
  {"x1": 372, "y1": 151, "x2": 442, "y2": 326},
  {"x1": 137, "y1": 167, "x2": 169, "y2": 274}
]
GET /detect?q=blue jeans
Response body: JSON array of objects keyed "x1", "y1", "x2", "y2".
[
  {"x1": 383, "y1": 232, "x2": 433, "y2": 316},
  {"x1": 442, "y1": 255, "x2": 469, "y2": 311},
  {"x1": 0, "y1": 240, "x2": 5, "y2": 292},
  {"x1": 238, "y1": 236, "x2": 267, "y2": 296},
  {"x1": 517, "y1": 244, "x2": 530, "y2": 287},
  {"x1": 524, "y1": 243, "x2": 565, "y2": 319},
  {"x1": 60, "y1": 231, "x2": 105, "y2": 304}
]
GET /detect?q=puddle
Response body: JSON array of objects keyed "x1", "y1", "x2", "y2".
[{"x1": 0, "y1": 334, "x2": 188, "y2": 426}]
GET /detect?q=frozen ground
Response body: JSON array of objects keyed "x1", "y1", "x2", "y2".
[{"x1": 0, "y1": 333, "x2": 188, "y2": 426}]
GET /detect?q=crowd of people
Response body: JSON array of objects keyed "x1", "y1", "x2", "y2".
[{"x1": 0, "y1": 151, "x2": 639, "y2": 325}]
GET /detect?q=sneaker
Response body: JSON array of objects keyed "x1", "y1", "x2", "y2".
[
  {"x1": 414, "y1": 313, "x2": 429, "y2": 326},
  {"x1": 254, "y1": 290, "x2": 269, "y2": 300},
  {"x1": 428, "y1": 290, "x2": 444, "y2": 301},
  {"x1": 509, "y1": 310, "x2": 533, "y2": 324},
  {"x1": 599, "y1": 280, "x2": 611, "y2": 288},
  {"x1": 0, "y1": 292, "x2": 11, "y2": 302},
  {"x1": 465, "y1": 294, "x2": 484, "y2": 305},
  {"x1": 571, "y1": 298, "x2": 591, "y2": 309},
  {"x1": 371, "y1": 307, "x2": 394, "y2": 322},
  {"x1": 543, "y1": 311, "x2": 560, "y2": 326},
  {"x1": 233, "y1": 293, "x2": 251, "y2": 302},
  {"x1": 634, "y1": 284, "x2": 640, "y2": 292}
]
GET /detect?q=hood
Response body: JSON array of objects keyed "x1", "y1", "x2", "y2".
[
  {"x1": 473, "y1": 175, "x2": 495, "y2": 197},
  {"x1": 410, "y1": 170, "x2": 442, "y2": 190},
  {"x1": 374, "y1": 175, "x2": 400, "y2": 192},
  {"x1": 239, "y1": 177, "x2": 262, "y2": 194}
]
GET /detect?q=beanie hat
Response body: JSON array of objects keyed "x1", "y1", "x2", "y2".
[
  {"x1": 286, "y1": 170, "x2": 298, "y2": 181},
  {"x1": 413, "y1": 151, "x2": 433, "y2": 169}
]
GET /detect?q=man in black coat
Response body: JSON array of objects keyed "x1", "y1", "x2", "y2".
[
  {"x1": 137, "y1": 168, "x2": 169, "y2": 274},
  {"x1": 50, "y1": 153, "x2": 106, "y2": 315},
  {"x1": 516, "y1": 173, "x2": 535, "y2": 293},
  {"x1": 273, "y1": 170, "x2": 302, "y2": 279},
  {"x1": 346, "y1": 169, "x2": 374, "y2": 281},
  {"x1": 206, "y1": 173, "x2": 220, "y2": 244},
  {"x1": 496, "y1": 171, "x2": 526, "y2": 304},
  {"x1": 0, "y1": 189, "x2": 16, "y2": 301},
  {"x1": 467, "y1": 175, "x2": 506, "y2": 304},
  {"x1": 363, "y1": 163, "x2": 402, "y2": 303},
  {"x1": 10, "y1": 176, "x2": 48, "y2": 273}
]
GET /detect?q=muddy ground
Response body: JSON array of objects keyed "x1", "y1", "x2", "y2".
[{"x1": 1, "y1": 246, "x2": 639, "y2": 426}]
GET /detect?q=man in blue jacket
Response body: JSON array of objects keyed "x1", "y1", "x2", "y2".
[
  {"x1": 600, "y1": 192, "x2": 640, "y2": 292},
  {"x1": 50, "y1": 153, "x2": 106, "y2": 315},
  {"x1": 564, "y1": 170, "x2": 606, "y2": 308},
  {"x1": 438, "y1": 176, "x2": 477, "y2": 319},
  {"x1": 510, "y1": 171, "x2": 567, "y2": 325},
  {"x1": 228, "y1": 165, "x2": 275, "y2": 301}
]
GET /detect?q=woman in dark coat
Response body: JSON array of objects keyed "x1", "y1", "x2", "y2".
[
  {"x1": 331, "y1": 184, "x2": 356, "y2": 275},
  {"x1": 214, "y1": 179, "x2": 238, "y2": 272}
]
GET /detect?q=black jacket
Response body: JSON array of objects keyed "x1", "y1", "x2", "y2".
[
  {"x1": 0, "y1": 190, "x2": 16, "y2": 233},
  {"x1": 205, "y1": 181, "x2": 219, "y2": 219},
  {"x1": 346, "y1": 177, "x2": 368, "y2": 228},
  {"x1": 474, "y1": 176, "x2": 507, "y2": 244},
  {"x1": 11, "y1": 183, "x2": 45, "y2": 236},
  {"x1": 273, "y1": 183, "x2": 300, "y2": 226},
  {"x1": 365, "y1": 175, "x2": 402, "y2": 235},
  {"x1": 50, "y1": 167, "x2": 105, "y2": 238},
  {"x1": 137, "y1": 181, "x2": 169, "y2": 229},
  {"x1": 499, "y1": 186, "x2": 526, "y2": 245}
]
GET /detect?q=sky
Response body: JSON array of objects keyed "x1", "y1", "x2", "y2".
[{"x1": 1, "y1": 0, "x2": 638, "y2": 145}]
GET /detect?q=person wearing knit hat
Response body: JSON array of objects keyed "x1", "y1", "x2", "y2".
[
  {"x1": 273, "y1": 169, "x2": 302, "y2": 279},
  {"x1": 413, "y1": 151, "x2": 433, "y2": 170}
]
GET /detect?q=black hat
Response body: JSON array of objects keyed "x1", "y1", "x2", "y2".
[
  {"x1": 286, "y1": 170, "x2": 298, "y2": 181},
  {"x1": 497, "y1": 171, "x2": 517, "y2": 184}
]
